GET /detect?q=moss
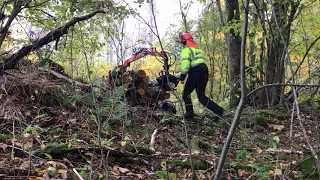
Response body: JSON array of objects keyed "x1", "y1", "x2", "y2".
[
  {"x1": 0, "y1": 133, "x2": 11, "y2": 140},
  {"x1": 136, "y1": 146, "x2": 153, "y2": 155},
  {"x1": 252, "y1": 112, "x2": 268, "y2": 128},
  {"x1": 170, "y1": 160, "x2": 210, "y2": 170},
  {"x1": 300, "y1": 157, "x2": 317, "y2": 178},
  {"x1": 43, "y1": 143, "x2": 68, "y2": 155},
  {"x1": 258, "y1": 108, "x2": 290, "y2": 120},
  {"x1": 204, "y1": 127, "x2": 214, "y2": 136}
]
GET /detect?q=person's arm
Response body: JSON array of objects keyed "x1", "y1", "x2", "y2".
[{"x1": 179, "y1": 48, "x2": 191, "y2": 81}]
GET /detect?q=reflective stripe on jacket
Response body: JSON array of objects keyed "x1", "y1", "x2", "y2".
[{"x1": 180, "y1": 47, "x2": 206, "y2": 74}]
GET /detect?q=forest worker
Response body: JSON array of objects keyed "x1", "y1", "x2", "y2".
[{"x1": 178, "y1": 32, "x2": 224, "y2": 120}]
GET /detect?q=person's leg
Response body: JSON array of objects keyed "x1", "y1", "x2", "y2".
[
  {"x1": 196, "y1": 71, "x2": 224, "y2": 116},
  {"x1": 183, "y1": 75, "x2": 196, "y2": 118}
]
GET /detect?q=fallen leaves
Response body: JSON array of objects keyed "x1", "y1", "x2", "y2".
[
  {"x1": 237, "y1": 169, "x2": 250, "y2": 177},
  {"x1": 269, "y1": 124, "x2": 285, "y2": 131}
]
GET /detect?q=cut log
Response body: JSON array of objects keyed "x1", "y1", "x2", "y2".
[
  {"x1": 143, "y1": 76, "x2": 150, "y2": 83},
  {"x1": 164, "y1": 93, "x2": 170, "y2": 99},
  {"x1": 136, "y1": 69, "x2": 146, "y2": 78},
  {"x1": 138, "y1": 88, "x2": 145, "y2": 96},
  {"x1": 137, "y1": 82, "x2": 147, "y2": 90}
]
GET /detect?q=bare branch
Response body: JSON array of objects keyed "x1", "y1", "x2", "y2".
[
  {"x1": 247, "y1": 83, "x2": 320, "y2": 98},
  {"x1": 266, "y1": 0, "x2": 320, "y2": 174},
  {"x1": 288, "y1": 35, "x2": 320, "y2": 82},
  {"x1": 0, "y1": 9, "x2": 106, "y2": 74},
  {"x1": 0, "y1": 0, "x2": 23, "y2": 47}
]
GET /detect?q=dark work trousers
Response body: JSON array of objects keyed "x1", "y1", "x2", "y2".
[{"x1": 182, "y1": 65, "x2": 224, "y2": 116}]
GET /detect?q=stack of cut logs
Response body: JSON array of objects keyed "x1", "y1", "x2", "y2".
[{"x1": 117, "y1": 69, "x2": 170, "y2": 107}]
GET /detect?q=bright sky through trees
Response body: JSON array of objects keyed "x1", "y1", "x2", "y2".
[{"x1": 126, "y1": 0, "x2": 201, "y2": 43}]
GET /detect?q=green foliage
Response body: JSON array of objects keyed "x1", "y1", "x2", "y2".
[
  {"x1": 34, "y1": 114, "x2": 46, "y2": 120},
  {"x1": 0, "y1": 134, "x2": 11, "y2": 140},
  {"x1": 235, "y1": 149, "x2": 254, "y2": 162},
  {"x1": 300, "y1": 157, "x2": 317, "y2": 177},
  {"x1": 229, "y1": 161, "x2": 272, "y2": 179},
  {"x1": 66, "y1": 93, "x2": 83, "y2": 106},
  {"x1": 24, "y1": 125, "x2": 44, "y2": 134},
  {"x1": 268, "y1": 135, "x2": 280, "y2": 149},
  {"x1": 156, "y1": 170, "x2": 177, "y2": 180},
  {"x1": 43, "y1": 143, "x2": 68, "y2": 155},
  {"x1": 252, "y1": 112, "x2": 268, "y2": 128},
  {"x1": 251, "y1": 164, "x2": 273, "y2": 179},
  {"x1": 159, "y1": 118, "x2": 171, "y2": 125},
  {"x1": 170, "y1": 160, "x2": 210, "y2": 170}
]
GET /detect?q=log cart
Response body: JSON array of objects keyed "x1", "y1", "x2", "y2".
[{"x1": 108, "y1": 47, "x2": 179, "y2": 113}]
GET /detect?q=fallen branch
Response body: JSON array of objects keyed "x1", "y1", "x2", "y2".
[
  {"x1": 38, "y1": 67, "x2": 89, "y2": 87},
  {"x1": 150, "y1": 128, "x2": 158, "y2": 152},
  {"x1": 266, "y1": 148, "x2": 303, "y2": 155},
  {"x1": 0, "y1": 9, "x2": 106, "y2": 74},
  {"x1": 247, "y1": 83, "x2": 320, "y2": 97},
  {"x1": 0, "y1": 168, "x2": 37, "y2": 177},
  {"x1": 73, "y1": 168, "x2": 84, "y2": 180}
]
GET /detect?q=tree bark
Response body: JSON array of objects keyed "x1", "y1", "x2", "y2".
[
  {"x1": 225, "y1": 0, "x2": 242, "y2": 107},
  {"x1": 0, "y1": 9, "x2": 106, "y2": 75},
  {"x1": 265, "y1": 0, "x2": 299, "y2": 105},
  {"x1": 0, "y1": 0, "x2": 24, "y2": 48}
]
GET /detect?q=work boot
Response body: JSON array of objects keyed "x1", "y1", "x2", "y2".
[
  {"x1": 214, "y1": 108, "x2": 224, "y2": 121},
  {"x1": 184, "y1": 112, "x2": 194, "y2": 120}
]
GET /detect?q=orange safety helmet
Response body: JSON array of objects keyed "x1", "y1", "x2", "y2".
[{"x1": 178, "y1": 32, "x2": 200, "y2": 49}]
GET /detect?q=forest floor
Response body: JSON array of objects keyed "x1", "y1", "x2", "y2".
[{"x1": 0, "y1": 67, "x2": 319, "y2": 180}]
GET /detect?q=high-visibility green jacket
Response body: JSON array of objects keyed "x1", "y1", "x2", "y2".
[{"x1": 180, "y1": 47, "x2": 206, "y2": 76}]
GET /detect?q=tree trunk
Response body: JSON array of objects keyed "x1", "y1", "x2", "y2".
[
  {"x1": 225, "y1": 0, "x2": 242, "y2": 107},
  {"x1": 265, "y1": 0, "x2": 299, "y2": 106},
  {"x1": 0, "y1": 0, "x2": 23, "y2": 48},
  {"x1": 213, "y1": 0, "x2": 249, "y2": 178}
]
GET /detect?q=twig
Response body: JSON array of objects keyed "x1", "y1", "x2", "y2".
[
  {"x1": 106, "y1": 150, "x2": 110, "y2": 180},
  {"x1": 150, "y1": 128, "x2": 158, "y2": 152},
  {"x1": 72, "y1": 168, "x2": 84, "y2": 180},
  {"x1": 0, "y1": 143, "x2": 39, "y2": 159},
  {"x1": 247, "y1": 83, "x2": 320, "y2": 98},
  {"x1": 38, "y1": 67, "x2": 89, "y2": 87},
  {"x1": 290, "y1": 101, "x2": 295, "y2": 138},
  {"x1": 265, "y1": 148, "x2": 303, "y2": 155},
  {"x1": 247, "y1": 169, "x2": 259, "y2": 180},
  {"x1": 11, "y1": 117, "x2": 15, "y2": 159}
]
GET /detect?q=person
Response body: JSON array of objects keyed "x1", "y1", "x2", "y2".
[{"x1": 178, "y1": 32, "x2": 224, "y2": 120}]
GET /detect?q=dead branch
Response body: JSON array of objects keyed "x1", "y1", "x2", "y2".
[
  {"x1": 0, "y1": 1, "x2": 23, "y2": 47},
  {"x1": 289, "y1": 35, "x2": 320, "y2": 81},
  {"x1": 0, "y1": 9, "x2": 106, "y2": 74},
  {"x1": 266, "y1": 148, "x2": 303, "y2": 155},
  {"x1": 72, "y1": 168, "x2": 84, "y2": 180},
  {"x1": 150, "y1": 128, "x2": 158, "y2": 152},
  {"x1": 247, "y1": 83, "x2": 320, "y2": 98},
  {"x1": 266, "y1": 0, "x2": 320, "y2": 175},
  {"x1": 38, "y1": 67, "x2": 89, "y2": 87}
]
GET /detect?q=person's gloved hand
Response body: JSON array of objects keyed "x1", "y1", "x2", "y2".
[{"x1": 175, "y1": 76, "x2": 183, "y2": 84}]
